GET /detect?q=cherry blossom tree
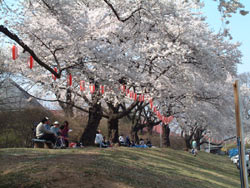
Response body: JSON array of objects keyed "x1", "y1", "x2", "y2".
[{"x1": 0, "y1": 0, "x2": 243, "y2": 146}]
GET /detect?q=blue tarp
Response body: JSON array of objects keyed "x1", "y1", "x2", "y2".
[
  {"x1": 131, "y1": 145, "x2": 149, "y2": 148},
  {"x1": 228, "y1": 148, "x2": 238, "y2": 158}
]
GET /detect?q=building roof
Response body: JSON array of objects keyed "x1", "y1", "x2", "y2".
[{"x1": 0, "y1": 78, "x2": 45, "y2": 111}]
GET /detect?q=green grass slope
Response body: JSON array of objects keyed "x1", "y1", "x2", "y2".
[{"x1": 0, "y1": 147, "x2": 242, "y2": 188}]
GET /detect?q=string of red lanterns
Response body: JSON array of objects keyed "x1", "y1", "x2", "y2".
[
  {"x1": 10, "y1": 45, "x2": 173, "y2": 124},
  {"x1": 12, "y1": 45, "x2": 34, "y2": 69}
]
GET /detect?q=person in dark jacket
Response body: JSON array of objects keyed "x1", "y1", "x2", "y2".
[{"x1": 60, "y1": 121, "x2": 69, "y2": 147}]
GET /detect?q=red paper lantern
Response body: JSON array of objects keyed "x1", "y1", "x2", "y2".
[
  {"x1": 122, "y1": 85, "x2": 126, "y2": 92},
  {"x1": 158, "y1": 113, "x2": 162, "y2": 120},
  {"x1": 100, "y1": 85, "x2": 104, "y2": 94},
  {"x1": 126, "y1": 89, "x2": 130, "y2": 95},
  {"x1": 52, "y1": 67, "x2": 57, "y2": 80},
  {"x1": 139, "y1": 94, "x2": 144, "y2": 102},
  {"x1": 134, "y1": 93, "x2": 137, "y2": 101},
  {"x1": 153, "y1": 107, "x2": 157, "y2": 113},
  {"x1": 149, "y1": 99, "x2": 153, "y2": 109},
  {"x1": 12, "y1": 45, "x2": 18, "y2": 60},
  {"x1": 28, "y1": 56, "x2": 33, "y2": 69},
  {"x1": 90, "y1": 84, "x2": 95, "y2": 94},
  {"x1": 67, "y1": 74, "x2": 72, "y2": 86},
  {"x1": 80, "y1": 81, "x2": 85, "y2": 91},
  {"x1": 156, "y1": 111, "x2": 160, "y2": 118},
  {"x1": 163, "y1": 116, "x2": 166, "y2": 124},
  {"x1": 130, "y1": 91, "x2": 133, "y2": 98}
]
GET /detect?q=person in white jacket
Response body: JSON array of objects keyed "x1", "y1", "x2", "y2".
[
  {"x1": 36, "y1": 117, "x2": 56, "y2": 144},
  {"x1": 95, "y1": 130, "x2": 104, "y2": 147},
  {"x1": 119, "y1": 134, "x2": 125, "y2": 146}
]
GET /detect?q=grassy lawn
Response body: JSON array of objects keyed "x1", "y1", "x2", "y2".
[{"x1": 0, "y1": 147, "x2": 244, "y2": 188}]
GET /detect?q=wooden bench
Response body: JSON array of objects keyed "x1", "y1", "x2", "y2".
[{"x1": 32, "y1": 138, "x2": 53, "y2": 149}]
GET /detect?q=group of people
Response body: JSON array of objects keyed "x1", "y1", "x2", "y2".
[
  {"x1": 95, "y1": 131, "x2": 153, "y2": 148},
  {"x1": 119, "y1": 135, "x2": 152, "y2": 148},
  {"x1": 95, "y1": 130, "x2": 111, "y2": 148},
  {"x1": 35, "y1": 117, "x2": 70, "y2": 148}
]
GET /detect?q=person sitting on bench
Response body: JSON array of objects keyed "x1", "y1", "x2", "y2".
[
  {"x1": 36, "y1": 117, "x2": 56, "y2": 144},
  {"x1": 51, "y1": 121, "x2": 60, "y2": 137}
]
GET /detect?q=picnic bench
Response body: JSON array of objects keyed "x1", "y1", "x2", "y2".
[{"x1": 32, "y1": 138, "x2": 53, "y2": 149}]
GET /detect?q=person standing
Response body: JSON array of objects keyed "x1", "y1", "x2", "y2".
[
  {"x1": 95, "y1": 130, "x2": 104, "y2": 147},
  {"x1": 60, "y1": 121, "x2": 70, "y2": 147},
  {"x1": 192, "y1": 139, "x2": 197, "y2": 156}
]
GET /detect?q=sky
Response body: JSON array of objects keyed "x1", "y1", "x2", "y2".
[{"x1": 202, "y1": 0, "x2": 250, "y2": 74}]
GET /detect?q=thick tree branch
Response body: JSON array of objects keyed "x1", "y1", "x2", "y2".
[
  {"x1": 0, "y1": 25, "x2": 60, "y2": 78},
  {"x1": 115, "y1": 100, "x2": 139, "y2": 119},
  {"x1": 103, "y1": 0, "x2": 142, "y2": 22}
]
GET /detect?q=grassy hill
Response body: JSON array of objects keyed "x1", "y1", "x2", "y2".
[{"x1": 0, "y1": 147, "x2": 243, "y2": 188}]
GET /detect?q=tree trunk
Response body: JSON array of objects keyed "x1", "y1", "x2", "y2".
[
  {"x1": 184, "y1": 134, "x2": 192, "y2": 149},
  {"x1": 65, "y1": 88, "x2": 74, "y2": 117},
  {"x1": 130, "y1": 124, "x2": 140, "y2": 144},
  {"x1": 107, "y1": 101, "x2": 139, "y2": 144},
  {"x1": 194, "y1": 128, "x2": 203, "y2": 150},
  {"x1": 108, "y1": 118, "x2": 119, "y2": 143},
  {"x1": 148, "y1": 125, "x2": 153, "y2": 135},
  {"x1": 80, "y1": 103, "x2": 102, "y2": 146},
  {"x1": 163, "y1": 124, "x2": 170, "y2": 147},
  {"x1": 56, "y1": 88, "x2": 74, "y2": 117}
]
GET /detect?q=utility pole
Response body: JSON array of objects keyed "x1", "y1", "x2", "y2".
[
  {"x1": 160, "y1": 123, "x2": 162, "y2": 148},
  {"x1": 209, "y1": 137, "x2": 210, "y2": 153},
  {"x1": 207, "y1": 130, "x2": 212, "y2": 153},
  {"x1": 233, "y1": 80, "x2": 249, "y2": 188}
]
